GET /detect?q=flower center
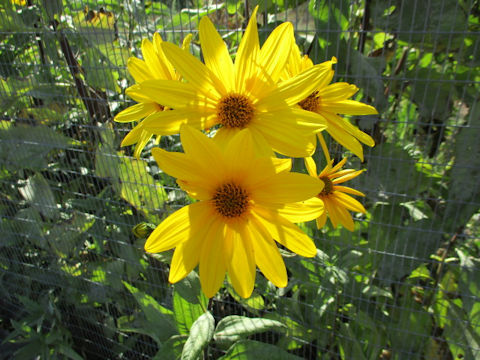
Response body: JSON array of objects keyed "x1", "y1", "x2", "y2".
[
  {"x1": 319, "y1": 176, "x2": 333, "y2": 196},
  {"x1": 298, "y1": 91, "x2": 320, "y2": 112},
  {"x1": 217, "y1": 94, "x2": 255, "y2": 129},
  {"x1": 212, "y1": 183, "x2": 249, "y2": 218}
]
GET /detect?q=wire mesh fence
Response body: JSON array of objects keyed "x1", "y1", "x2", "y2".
[{"x1": 0, "y1": 0, "x2": 479, "y2": 359}]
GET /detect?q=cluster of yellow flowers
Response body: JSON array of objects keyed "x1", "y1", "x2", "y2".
[{"x1": 115, "y1": 8, "x2": 377, "y2": 298}]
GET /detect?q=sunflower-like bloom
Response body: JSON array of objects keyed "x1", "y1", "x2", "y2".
[
  {"x1": 305, "y1": 156, "x2": 366, "y2": 231},
  {"x1": 145, "y1": 126, "x2": 325, "y2": 298},
  {"x1": 132, "y1": 8, "x2": 333, "y2": 157},
  {"x1": 114, "y1": 33, "x2": 192, "y2": 158},
  {"x1": 284, "y1": 43, "x2": 378, "y2": 161}
]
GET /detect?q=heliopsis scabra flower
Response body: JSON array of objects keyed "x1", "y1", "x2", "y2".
[
  {"x1": 145, "y1": 126, "x2": 324, "y2": 298},
  {"x1": 305, "y1": 141, "x2": 366, "y2": 231},
  {"x1": 134, "y1": 9, "x2": 333, "y2": 157},
  {"x1": 284, "y1": 42, "x2": 378, "y2": 161},
  {"x1": 114, "y1": 33, "x2": 192, "y2": 158}
]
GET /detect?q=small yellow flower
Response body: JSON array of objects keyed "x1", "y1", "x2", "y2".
[
  {"x1": 305, "y1": 155, "x2": 366, "y2": 232},
  {"x1": 284, "y1": 43, "x2": 378, "y2": 161},
  {"x1": 132, "y1": 8, "x2": 332, "y2": 157},
  {"x1": 114, "y1": 33, "x2": 192, "y2": 158},
  {"x1": 145, "y1": 126, "x2": 324, "y2": 298}
]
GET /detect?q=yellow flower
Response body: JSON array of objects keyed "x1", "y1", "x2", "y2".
[
  {"x1": 114, "y1": 33, "x2": 192, "y2": 158},
  {"x1": 305, "y1": 155, "x2": 366, "y2": 232},
  {"x1": 285, "y1": 43, "x2": 378, "y2": 161},
  {"x1": 145, "y1": 126, "x2": 324, "y2": 298},
  {"x1": 133, "y1": 8, "x2": 333, "y2": 157}
]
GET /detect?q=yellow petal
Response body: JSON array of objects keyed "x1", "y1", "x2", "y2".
[
  {"x1": 169, "y1": 241, "x2": 200, "y2": 283},
  {"x1": 152, "y1": 147, "x2": 209, "y2": 183},
  {"x1": 152, "y1": 32, "x2": 175, "y2": 79},
  {"x1": 248, "y1": 217, "x2": 287, "y2": 288},
  {"x1": 199, "y1": 219, "x2": 227, "y2": 298},
  {"x1": 139, "y1": 79, "x2": 214, "y2": 109},
  {"x1": 161, "y1": 42, "x2": 224, "y2": 99},
  {"x1": 181, "y1": 34, "x2": 193, "y2": 51},
  {"x1": 121, "y1": 122, "x2": 144, "y2": 146},
  {"x1": 316, "y1": 211, "x2": 327, "y2": 229},
  {"x1": 223, "y1": 128, "x2": 255, "y2": 176},
  {"x1": 142, "y1": 108, "x2": 217, "y2": 135},
  {"x1": 321, "y1": 112, "x2": 365, "y2": 161},
  {"x1": 318, "y1": 82, "x2": 358, "y2": 101},
  {"x1": 333, "y1": 192, "x2": 366, "y2": 213},
  {"x1": 322, "y1": 100, "x2": 378, "y2": 115},
  {"x1": 180, "y1": 125, "x2": 225, "y2": 168},
  {"x1": 252, "y1": 112, "x2": 317, "y2": 157},
  {"x1": 323, "y1": 199, "x2": 339, "y2": 229},
  {"x1": 246, "y1": 127, "x2": 275, "y2": 157},
  {"x1": 258, "y1": 22, "x2": 293, "y2": 83},
  {"x1": 333, "y1": 170, "x2": 365, "y2": 184},
  {"x1": 271, "y1": 157, "x2": 292, "y2": 173},
  {"x1": 169, "y1": 202, "x2": 216, "y2": 283},
  {"x1": 142, "y1": 38, "x2": 171, "y2": 79},
  {"x1": 235, "y1": 6, "x2": 259, "y2": 92},
  {"x1": 329, "y1": 197, "x2": 355, "y2": 231},
  {"x1": 127, "y1": 57, "x2": 151, "y2": 83},
  {"x1": 226, "y1": 225, "x2": 256, "y2": 298},
  {"x1": 274, "y1": 197, "x2": 324, "y2": 223},
  {"x1": 126, "y1": 84, "x2": 156, "y2": 103},
  {"x1": 329, "y1": 112, "x2": 375, "y2": 147},
  {"x1": 252, "y1": 208, "x2": 317, "y2": 257},
  {"x1": 333, "y1": 185, "x2": 365, "y2": 197},
  {"x1": 304, "y1": 156, "x2": 318, "y2": 177},
  {"x1": 199, "y1": 16, "x2": 235, "y2": 92},
  {"x1": 145, "y1": 202, "x2": 204, "y2": 253},
  {"x1": 254, "y1": 172, "x2": 323, "y2": 204},
  {"x1": 213, "y1": 127, "x2": 241, "y2": 150},
  {"x1": 133, "y1": 130, "x2": 153, "y2": 158},
  {"x1": 275, "y1": 60, "x2": 336, "y2": 107},
  {"x1": 114, "y1": 102, "x2": 158, "y2": 123}
]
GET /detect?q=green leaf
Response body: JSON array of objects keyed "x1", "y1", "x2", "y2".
[
  {"x1": 338, "y1": 323, "x2": 367, "y2": 360},
  {"x1": 173, "y1": 272, "x2": 208, "y2": 335},
  {"x1": 218, "y1": 340, "x2": 303, "y2": 360},
  {"x1": 122, "y1": 281, "x2": 177, "y2": 341},
  {"x1": 118, "y1": 156, "x2": 167, "y2": 223},
  {"x1": 445, "y1": 100, "x2": 480, "y2": 231},
  {"x1": 18, "y1": 173, "x2": 58, "y2": 219},
  {"x1": 181, "y1": 311, "x2": 214, "y2": 360},
  {"x1": 0, "y1": 125, "x2": 74, "y2": 171},
  {"x1": 57, "y1": 344, "x2": 83, "y2": 360},
  {"x1": 407, "y1": 68, "x2": 455, "y2": 121},
  {"x1": 153, "y1": 335, "x2": 188, "y2": 360},
  {"x1": 371, "y1": 0, "x2": 467, "y2": 49},
  {"x1": 47, "y1": 212, "x2": 95, "y2": 257},
  {"x1": 355, "y1": 142, "x2": 429, "y2": 203},
  {"x1": 214, "y1": 316, "x2": 287, "y2": 346},
  {"x1": 444, "y1": 301, "x2": 480, "y2": 360}
]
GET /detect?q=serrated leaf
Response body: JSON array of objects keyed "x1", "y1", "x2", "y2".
[
  {"x1": 214, "y1": 316, "x2": 286, "y2": 345},
  {"x1": 181, "y1": 311, "x2": 214, "y2": 360}
]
